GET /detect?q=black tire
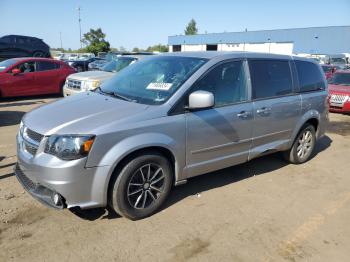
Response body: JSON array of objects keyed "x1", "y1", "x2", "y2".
[
  {"x1": 32, "y1": 51, "x2": 44, "y2": 57},
  {"x1": 109, "y1": 152, "x2": 173, "y2": 220},
  {"x1": 59, "y1": 82, "x2": 65, "y2": 97},
  {"x1": 283, "y1": 124, "x2": 316, "y2": 164},
  {"x1": 77, "y1": 66, "x2": 83, "y2": 72}
]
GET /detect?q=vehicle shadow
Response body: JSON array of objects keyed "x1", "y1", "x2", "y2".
[
  {"x1": 71, "y1": 135, "x2": 332, "y2": 221},
  {"x1": 0, "y1": 95, "x2": 60, "y2": 108},
  {"x1": 0, "y1": 111, "x2": 25, "y2": 127}
]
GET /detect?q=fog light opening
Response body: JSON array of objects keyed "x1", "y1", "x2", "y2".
[{"x1": 52, "y1": 192, "x2": 63, "y2": 207}]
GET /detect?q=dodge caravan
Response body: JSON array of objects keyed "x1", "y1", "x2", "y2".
[{"x1": 15, "y1": 52, "x2": 328, "y2": 220}]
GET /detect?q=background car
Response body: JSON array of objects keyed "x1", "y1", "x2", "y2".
[
  {"x1": 321, "y1": 64, "x2": 336, "y2": 80},
  {"x1": 63, "y1": 55, "x2": 146, "y2": 96},
  {"x1": 88, "y1": 59, "x2": 108, "y2": 71},
  {"x1": 66, "y1": 57, "x2": 104, "y2": 72},
  {"x1": 0, "y1": 57, "x2": 75, "y2": 98},
  {"x1": 0, "y1": 35, "x2": 50, "y2": 61},
  {"x1": 328, "y1": 70, "x2": 350, "y2": 113}
]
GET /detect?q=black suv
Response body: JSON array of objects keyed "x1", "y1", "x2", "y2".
[{"x1": 0, "y1": 35, "x2": 50, "y2": 61}]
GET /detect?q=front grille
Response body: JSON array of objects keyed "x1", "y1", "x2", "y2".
[
  {"x1": 24, "y1": 142, "x2": 38, "y2": 156},
  {"x1": 26, "y1": 128, "x2": 43, "y2": 143},
  {"x1": 67, "y1": 79, "x2": 82, "y2": 90},
  {"x1": 330, "y1": 94, "x2": 348, "y2": 103},
  {"x1": 15, "y1": 164, "x2": 36, "y2": 191}
]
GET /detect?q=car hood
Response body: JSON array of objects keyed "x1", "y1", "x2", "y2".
[
  {"x1": 329, "y1": 84, "x2": 350, "y2": 95},
  {"x1": 67, "y1": 71, "x2": 115, "y2": 81},
  {"x1": 23, "y1": 92, "x2": 152, "y2": 135}
]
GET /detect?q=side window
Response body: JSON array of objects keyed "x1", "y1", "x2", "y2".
[
  {"x1": 36, "y1": 61, "x2": 59, "y2": 72},
  {"x1": 0, "y1": 36, "x2": 13, "y2": 44},
  {"x1": 16, "y1": 37, "x2": 26, "y2": 45},
  {"x1": 191, "y1": 60, "x2": 248, "y2": 107},
  {"x1": 13, "y1": 61, "x2": 36, "y2": 73},
  {"x1": 249, "y1": 59, "x2": 293, "y2": 99},
  {"x1": 295, "y1": 60, "x2": 325, "y2": 92}
]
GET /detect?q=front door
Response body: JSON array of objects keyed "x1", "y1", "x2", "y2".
[
  {"x1": 248, "y1": 59, "x2": 301, "y2": 159},
  {"x1": 185, "y1": 60, "x2": 253, "y2": 178},
  {"x1": 4, "y1": 61, "x2": 36, "y2": 96}
]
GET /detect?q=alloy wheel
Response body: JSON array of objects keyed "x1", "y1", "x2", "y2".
[{"x1": 127, "y1": 163, "x2": 165, "y2": 209}]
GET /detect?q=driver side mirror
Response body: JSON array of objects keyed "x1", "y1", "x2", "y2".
[
  {"x1": 188, "y1": 90, "x2": 214, "y2": 110},
  {"x1": 12, "y1": 68, "x2": 21, "y2": 75}
]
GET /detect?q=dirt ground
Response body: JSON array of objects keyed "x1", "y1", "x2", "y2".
[{"x1": 0, "y1": 96, "x2": 350, "y2": 262}]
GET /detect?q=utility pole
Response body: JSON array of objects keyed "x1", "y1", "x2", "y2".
[
  {"x1": 59, "y1": 32, "x2": 63, "y2": 50},
  {"x1": 77, "y1": 6, "x2": 82, "y2": 49}
]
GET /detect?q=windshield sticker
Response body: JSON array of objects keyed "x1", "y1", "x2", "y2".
[{"x1": 146, "y1": 82, "x2": 173, "y2": 91}]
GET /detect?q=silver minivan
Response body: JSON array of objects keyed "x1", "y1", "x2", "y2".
[{"x1": 15, "y1": 52, "x2": 328, "y2": 220}]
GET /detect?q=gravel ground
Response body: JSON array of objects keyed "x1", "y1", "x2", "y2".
[{"x1": 0, "y1": 96, "x2": 349, "y2": 262}]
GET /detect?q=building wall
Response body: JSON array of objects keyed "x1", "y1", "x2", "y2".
[{"x1": 168, "y1": 26, "x2": 350, "y2": 54}]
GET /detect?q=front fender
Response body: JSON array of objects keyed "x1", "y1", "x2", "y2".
[{"x1": 90, "y1": 132, "x2": 182, "y2": 207}]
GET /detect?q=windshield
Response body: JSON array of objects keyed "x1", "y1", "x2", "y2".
[
  {"x1": 102, "y1": 58, "x2": 135, "y2": 73},
  {"x1": 0, "y1": 59, "x2": 18, "y2": 72},
  {"x1": 99, "y1": 56, "x2": 208, "y2": 105},
  {"x1": 329, "y1": 73, "x2": 350, "y2": 86},
  {"x1": 330, "y1": 58, "x2": 346, "y2": 64},
  {"x1": 322, "y1": 66, "x2": 332, "y2": 73}
]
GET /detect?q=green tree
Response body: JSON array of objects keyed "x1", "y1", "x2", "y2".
[
  {"x1": 184, "y1": 19, "x2": 198, "y2": 35},
  {"x1": 132, "y1": 47, "x2": 140, "y2": 52},
  {"x1": 146, "y1": 44, "x2": 169, "y2": 53},
  {"x1": 82, "y1": 28, "x2": 110, "y2": 55}
]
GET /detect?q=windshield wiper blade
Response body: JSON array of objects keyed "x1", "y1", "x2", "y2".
[{"x1": 112, "y1": 92, "x2": 137, "y2": 102}]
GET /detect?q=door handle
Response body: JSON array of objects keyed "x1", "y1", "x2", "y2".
[
  {"x1": 256, "y1": 107, "x2": 271, "y2": 115},
  {"x1": 237, "y1": 111, "x2": 251, "y2": 119}
]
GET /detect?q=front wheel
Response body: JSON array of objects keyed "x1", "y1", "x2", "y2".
[
  {"x1": 109, "y1": 152, "x2": 173, "y2": 220},
  {"x1": 283, "y1": 124, "x2": 316, "y2": 164}
]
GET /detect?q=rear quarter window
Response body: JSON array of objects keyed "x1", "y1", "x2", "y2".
[
  {"x1": 249, "y1": 59, "x2": 293, "y2": 99},
  {"x1": 295, "y1": 60, "x2": 325, "y2": 92}
]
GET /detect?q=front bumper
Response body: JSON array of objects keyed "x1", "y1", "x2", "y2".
[
  {"x1": 329, "y1": 101, "x2": 350, "y2": 113},
  {"x1": 16, "y1": 132, "x2": 111, "y2": 209},
  {"x1": 63, "y1": 85, "x2": 84, "y2": 97}
]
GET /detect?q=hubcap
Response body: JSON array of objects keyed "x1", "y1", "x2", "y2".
[
  {"x1": 127, "y1": 163, "x2": 165, "y2": 209},
  {"x1": 297, "y1": 130, "x2": 313, "y2": 160}
]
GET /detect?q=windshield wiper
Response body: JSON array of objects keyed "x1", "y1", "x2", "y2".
[
  {"x1": 95, "y1": 87, "x2": 136, "y2": 102},
  {"x1": 112, "y1": 92, "x2": 137, "y2": 102}
]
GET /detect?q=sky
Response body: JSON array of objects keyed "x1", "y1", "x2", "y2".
[{"x1": 1, "y1": 0, "x2": 349, "y2": 50}]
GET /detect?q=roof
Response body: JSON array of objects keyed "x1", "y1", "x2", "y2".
[
  {"x1": 2, "y1": 34, "x2": 42, "y2": 40},
  {"x1": 160, "y1": 51, "x2": 317, "y2": 61},
  {"x1": 11, "y1": 57, "x2": 58, "y2": 62}
]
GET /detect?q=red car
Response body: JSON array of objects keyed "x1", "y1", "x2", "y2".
[
  {"x1": 321, "y1": 64, "x2": 336, "y2": 80},
  {"x1": 0, "y1": 57, "x2": 75, "y2": 98},
  {"x1": 328, "y1": 70, "x2": 350, "y2": 113}
]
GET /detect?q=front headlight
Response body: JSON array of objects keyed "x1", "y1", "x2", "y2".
[
  {"x1": 19, "y1": 121, "x2": 24, "y2": 135},
  {"x1": 44, "y1": 135, "x2": 95, "y2": 160},
  {"x1": 84, "y1": 80, "x2": 100, "y2": 90}
]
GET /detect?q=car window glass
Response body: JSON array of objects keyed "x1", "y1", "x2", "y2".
[
  {"x1": 13, "y1": 61, "x2": 36, "y2": 73},
  {"x1": 0, "y1": 36, "x2": 12, "y2": 44},
  {"x1": 295, "y1": 61, "x2": 325, "y2": 92},
  {"x1": 17, "y1": 37, "x2": 26, "y2": 44},
  {"x1": 191, "y1": 60, "x2": 247, "y2": 107},
  {"x1": 36, "y1": 61, "x2": 59, "y2": 71},
  {"x1": 249, "y1": 60, "x2": 293, "y2": 99}
]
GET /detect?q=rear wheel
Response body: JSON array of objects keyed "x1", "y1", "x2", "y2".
[
  {"x1": 283, "y1": 124, "x2": 316, "y2": 164},
  {"x1": 109, "y1": 152, "x2": 173, "y2": 220},
  {"x1": 32, "y1": 51, "x2": 44, "y2": 57}
]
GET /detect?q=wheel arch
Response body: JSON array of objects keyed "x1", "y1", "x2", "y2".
[
  {"x1": 289, "y1": 110, "x2": 320, "y2": 148},
  {"x1": 90, "y1": 133, "x2": 183, "y2": 207}
]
